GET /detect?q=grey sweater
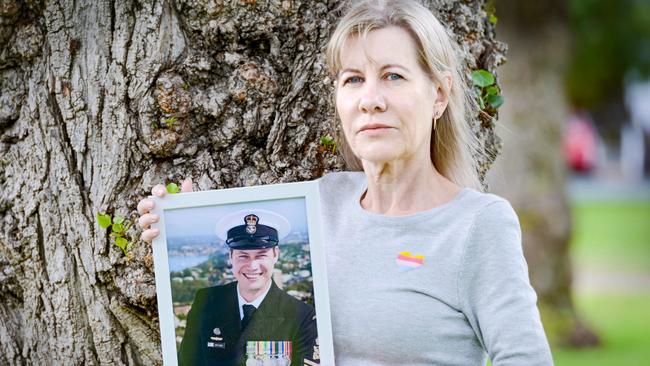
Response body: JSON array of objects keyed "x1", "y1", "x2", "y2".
[{"x1": 318, "y1": 172, "x2": 553, "y2": 366}]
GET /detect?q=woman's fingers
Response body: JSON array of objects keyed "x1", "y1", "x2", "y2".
[
  {"x1": 181, "y1": 177, "x2": 193, "y2": 193},
  {"x1": 138, "y1": 213, "x2": 159, "y2": 229},
  {"x1": 152, "y1": 184, "x2": 167, "y2": 197},
  {"x1": 140, "y1": 228, "x2": 160, "y2": 243},
  {"x1": 139, "y1": 179, "x2": 191, "y2": 243},
  {"x1": 137, "y1": 198, "x2": 154, "y2": 215}
]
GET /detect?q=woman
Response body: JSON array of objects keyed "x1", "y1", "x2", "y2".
[{"x1": 138, "y1": 0, "x2": 553, "y2": 364}]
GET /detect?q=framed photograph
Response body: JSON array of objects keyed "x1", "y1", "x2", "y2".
[{"x1": 150, "y1": 181, "x2": 333, "y2": 366}]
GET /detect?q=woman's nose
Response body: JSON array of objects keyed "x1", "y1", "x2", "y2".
[{"x1": 358, "y1": 83, "x2": 387, "y2": 113}]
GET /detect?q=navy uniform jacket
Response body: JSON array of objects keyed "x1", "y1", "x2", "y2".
[{"x1": 178, "y1": 281, "x2": 318, "y2": 366}]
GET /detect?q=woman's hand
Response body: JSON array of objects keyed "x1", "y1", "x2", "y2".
[{"x1": 137, "y1": 178, "x2": 193, "y2": 243}]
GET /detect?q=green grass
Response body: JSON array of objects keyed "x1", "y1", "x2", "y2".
[
  {"x1": 570, "y1": 201, "x2": 650, "y2": 270},
  {"x1": 554, "y1": 199, "x2": 650, "y2": 365},
  {"x1": 552, "y1": 294, "x2": 650, "y2": 366}
]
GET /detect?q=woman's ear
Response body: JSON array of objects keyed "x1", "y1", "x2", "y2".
[{"x1": 434, "y1": 72, "x2": 452, "y2": 112}]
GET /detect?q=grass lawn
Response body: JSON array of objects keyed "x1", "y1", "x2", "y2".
[
  {"x1": 570, "y1": 201, "x2": 650, "y2": 271},
  {"x1": 552, "y1": 293, "x2": 650, "y2": 366},
  {"x1": 553, "y1": 199, "x2": 650, "y2": 365}
]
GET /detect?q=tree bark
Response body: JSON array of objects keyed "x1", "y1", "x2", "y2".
[{"x1": 0, "y1": 0, "x2": 503, "y2": 364}]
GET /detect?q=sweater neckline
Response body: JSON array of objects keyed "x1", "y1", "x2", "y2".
[{"x1": 351, "y1": 175, "x2": 470, "y2": 223}]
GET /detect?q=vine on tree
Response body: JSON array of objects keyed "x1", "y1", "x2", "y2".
[
  {"x1": 472, "y1": 69, "x2": 504, "y2": 112},
  {"x1": 319, "y1": 135, "x2": 337, "y2": 154},
  {"x1": 96, "y1": 213, "x2": 134, "y2": 256}
]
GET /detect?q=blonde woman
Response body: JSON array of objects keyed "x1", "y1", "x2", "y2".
[{"x1": 139, "y1": 0, "x2": 553, "y2": 364}]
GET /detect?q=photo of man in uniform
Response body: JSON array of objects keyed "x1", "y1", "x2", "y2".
[{"x1": 177, "y1": 209, "x2": 318, "y2": 366}]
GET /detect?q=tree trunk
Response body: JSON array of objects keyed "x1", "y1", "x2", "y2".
[
  {"x1": 487, "y1": 1, "x2": 600, "y2": 347},
  {"x1": 0, "y1": 0, "x2": 503, "y2": 364}
]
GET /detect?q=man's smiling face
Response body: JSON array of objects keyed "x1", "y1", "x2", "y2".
[{"x1": 230, "y1": 247, "x2": 279, "y2": 301}]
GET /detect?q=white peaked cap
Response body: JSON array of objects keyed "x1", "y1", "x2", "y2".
[{"x1": 215, "y1": 208, "x2": 291, "y2": 241}]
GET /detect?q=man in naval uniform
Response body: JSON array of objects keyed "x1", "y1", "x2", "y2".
[{"x1": 178, "y1": 209, "x2": 318, "y2": 366}]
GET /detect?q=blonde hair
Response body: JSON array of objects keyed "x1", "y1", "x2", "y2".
[{"x1": 325, "y1": 0, "x2": 483, "y2": 189}]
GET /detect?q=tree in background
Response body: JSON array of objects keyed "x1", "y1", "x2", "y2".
[
  {"x1": 490, "y1": 0, "x2": 600, "y2": 348},
  {"x1": 566, "y1": 0, "x2": 650, "y2": 144},
  {"x1": 0, "y1": 0, "x2": 504, "y2": 363}
]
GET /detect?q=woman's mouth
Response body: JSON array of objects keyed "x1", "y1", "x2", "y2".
[{"x1": 359, "y1": 123, "x2": 395, "y2": 134}]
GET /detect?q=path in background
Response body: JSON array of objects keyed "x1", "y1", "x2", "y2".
[{"x1": 567, "y1": 175, "x2": 650, "y2": 295}]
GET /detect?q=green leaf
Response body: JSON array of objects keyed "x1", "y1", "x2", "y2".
[
  {"x1": 489, "y1": 14, "x2": 498, "y2": 24},
  {"x1": 471, "y1": 70, "x2": 495, "y2": 87},
  {"x1": 486, "y1": 86, "x2": 499, "y2": 96},
  {"x1": 113, "y1": 215, "x2": 125, "y2": 225},
  {"x1": 97, "y1": 213, "x2": 112, "y2": 229},
  {"x1": 115, "y1": 237, "x2": 127, "y2": 248},
  {"x1": 166, "y1": 183, "x2": 181, "y2": 194},
  {"x1": 164, "y1": 116, "x2": 177, "y2": 128},
  {"x1": 320, "y1": 135, "x2": 335, "y2": 146},
  {"x1": 112, "y1": 223, "x2": 125, "y2": 234},
  {"x1": 487, "y1": 94, "x2": 505, "y2": 109}
]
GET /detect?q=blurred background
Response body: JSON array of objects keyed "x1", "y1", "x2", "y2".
[{"x1": 487, "y1": 0, "x2": 650, "y2": 364}]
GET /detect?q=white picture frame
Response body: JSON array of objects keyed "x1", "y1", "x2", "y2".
[{"x1": 150, "y1": 181, "x2": 334, "y2": 365}]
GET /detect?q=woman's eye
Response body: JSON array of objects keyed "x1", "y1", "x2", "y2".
[
  {"x1": 344, "y1": 76, "x2": 363, "y2": 85},
  {"x1": 385, "y1": 73, "x2": 402, "y2": 81}
]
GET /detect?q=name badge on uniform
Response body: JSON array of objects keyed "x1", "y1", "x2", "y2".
[
  {"x1": 207, "y1": 327, "x2": 225, "y2": 348},
  {"x1": 207, "y1": 341, "x2": 225, "y2": 349}
]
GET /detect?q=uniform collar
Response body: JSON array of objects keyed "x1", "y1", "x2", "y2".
[{"x1": 236, "y1": 280, "x2": 273, "y2": 320}]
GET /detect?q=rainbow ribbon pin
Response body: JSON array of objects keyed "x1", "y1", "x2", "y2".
[{"x1": 396, "y1": 251, "x2": 425, "y2": 271}]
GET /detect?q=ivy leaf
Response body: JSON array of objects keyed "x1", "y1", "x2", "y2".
[
  {"x1": 486, "y1": 86, "x2": 499, "y2": 96},
  {"x1": 115, "y1": 237, "x2": 128, "y2": 254},
  {"x1": 97, "y1": 213, "x2": 112, "y2": 229},
  {"x1": 487, "y1": 94, "x2": 505, "y2": 109},
  {"x1": 164, "y1": 116, "x2": 177, "y2": 128},
  {"x1": 112, "y1": 223, "x2": 125, "y2": 234},
  {"x1": 115, "y1": 237, "x2": 127, "y2": 248},
  {"x1": 320, "y1": 135, "x2": 335, "y2": 146},
  {"x1": 166, "y1": 183, "x2": 181, "y2": 194},
  {"x1": 471, "y1": 70, "x2": 495, "y2": 88},
  {"x1": 113, "y1": 215, "x2": 125, "y2": 225}
]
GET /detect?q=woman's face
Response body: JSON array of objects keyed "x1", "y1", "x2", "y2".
[{"x1": 336, "y1": 26, "x2": 445, "y2": 165}]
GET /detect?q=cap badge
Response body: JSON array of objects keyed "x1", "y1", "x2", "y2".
[{"x1": 245, "y1": 214, "x2": 259, "y2": 235}]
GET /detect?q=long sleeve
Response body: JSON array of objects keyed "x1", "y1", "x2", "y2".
[
  {"x1": 458, "y1": 201, "x2": 553, "y2": 365},
  {"x1": 178, "y1": 288, "x2": 207, "y2": 365},
  {"x1": 293, "y1": 305, "x2": 318, "y2": 366}
]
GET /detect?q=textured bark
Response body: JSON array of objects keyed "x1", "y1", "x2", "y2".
[{"x1": 0, "y1": 0, "x2": 503, "y2": 364}]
